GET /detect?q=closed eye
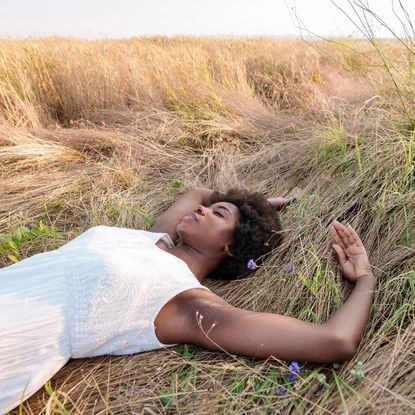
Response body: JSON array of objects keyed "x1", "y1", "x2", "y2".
[{"x1": 214, "y1": 211, "x2": 224, "y2": 217}]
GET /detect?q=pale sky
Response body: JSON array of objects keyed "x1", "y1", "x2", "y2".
[{"x1": 0, "y1": 0, "x2": 413, "y2": 39}]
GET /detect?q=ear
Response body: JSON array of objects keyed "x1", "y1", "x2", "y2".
[{"x1": 224, "y1": 244, "x2": 234, "y2": 257}]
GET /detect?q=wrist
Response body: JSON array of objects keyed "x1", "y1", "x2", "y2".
[
  {"x1": 357, "y1": 272, "x2": 375, "y2": 279},
  {"x1": 356, "y1": 273, "x2": 376, "y2": 287}
]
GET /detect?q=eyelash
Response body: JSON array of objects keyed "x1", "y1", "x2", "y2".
[{"x1": 214, "y1": 211, "x2": 224, "y2": 217}]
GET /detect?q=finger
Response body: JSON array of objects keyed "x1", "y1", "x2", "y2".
[
  {"x1": 332, "y1": 222, "x2": 351, "y2": 246},
  {"x1": 333, "y1": 220, "x2": 350, "y2": 232},
  {"x1": 283, "y1": 187, "x2": 302, "y2": 198},
  {"x1": 285, "y1": 196, "x2": 296, "y2": 203},
  {"x1": 291, "y1": 188, "x2": 303, "y2": 197},
  {"x1": 344, "y1": 225, "x2": 364, "y2": 246},
  {"x1": 333, "y1": 221, "x2": 355, "y2": 246},
  {"x1": 333, "y1": 244, "x2": 347, "y2": 264},
  {"x1": 338, "y1": 225, "x2": 356, "y2": 246},
  {"x1": 336, "y1": 226, "x2": 356, "y2": 248},
  {"x1": 282, "y1": 187, "x2": 296, "y2": 198},
  {"x1": 330, "y1": 225, "x2": 346, "y2": 249},
  {"x1": 342, "y1": 225, "x2": 362, "y2": 247},
  {"x1": 333, "y1": 226, "x2": 348, "y2": 249}
]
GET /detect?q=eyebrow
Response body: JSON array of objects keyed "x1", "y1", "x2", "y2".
[{"x1": 217, "y1": 205, "x2": 232, "y2": 216}]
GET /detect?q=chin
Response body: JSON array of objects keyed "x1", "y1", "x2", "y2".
[
  {"x1": 176, "y1": 228, "x2": 194, "y2": 246},
  {"x1": 176, "y1": 217, "x2": 193, "y2": 232},
  {"x1": 175, "y1": 224, "x2": 185, "y2": 240}
]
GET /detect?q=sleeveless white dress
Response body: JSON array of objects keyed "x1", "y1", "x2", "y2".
[{"x1": 0, "y1": 225, "x2": 211, "y2": 414}]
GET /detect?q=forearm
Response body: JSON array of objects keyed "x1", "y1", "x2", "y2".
[
  {"x1": 193, "y1": 186, "x2": 215, "y2": 206},
  {"x1": 151, "y1": 186, "x2": 215, "y2": 239},
  {"x1": 324, "y1": 274, "x2": 377, "y2": 351}
]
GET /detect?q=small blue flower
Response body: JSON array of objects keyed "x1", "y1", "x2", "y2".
[
  {"x1": 288, "y1": 373, "x2": 296, "y2": 383},
  {"x1": 283, "y1": 262, "x2": 294, "y2": 274},
  {"x1": 247, "y1": 259, "x2": 257, "y2": 270},
  {"x1": 275, "y1": 386, "x2": 287, "y2": 398},
  {"x1": 288, "y1": 361, "x2": 300, "y2": 383}
]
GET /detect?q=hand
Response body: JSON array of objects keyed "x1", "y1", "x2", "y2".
[
  {"x1": 330, "y1": 220, "x2": 373, "y2": 283},
  {"x1": 267, "y1": 188, "x2": 303, "y2": 211}
]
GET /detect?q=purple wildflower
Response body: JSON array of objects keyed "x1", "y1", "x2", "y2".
[
  {"x1": 283, "y1": 262, "x2": 294, "y2": 274},
  {"x1": 275, "y1": 386, "x2": 287, "y2": 398},
  {"x1": 247, "y1": 259, "x2": 257, "y2": 270},
  {"x1": 288, "y1": 361, "x2": 300, "y2": 383}
]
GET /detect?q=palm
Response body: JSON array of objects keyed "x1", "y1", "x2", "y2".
[{"x1": 330, "y1": 221, "x2": 372, "y2": 282}]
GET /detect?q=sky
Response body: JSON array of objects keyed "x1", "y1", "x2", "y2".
[{"x1": 0, "y1": 0, "x2": 414, "y2": 40}]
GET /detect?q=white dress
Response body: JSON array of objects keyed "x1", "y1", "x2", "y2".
[{"x1": 0, "y1": 225, "x2": 211, "y2": 414}]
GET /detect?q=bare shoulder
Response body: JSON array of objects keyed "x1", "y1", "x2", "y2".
[
  {"x1": 180, "y1": 287, "x2": 231, "y2": 307},
  {"x1": 177, "y1": 288, "x2": 237, "y2": 343},
  {"x1": 175, "y1": 287, "x2": 233, "y2": 326},
  {"x1": 154, "y1": 287, "x2": 231, "y2": 345}
]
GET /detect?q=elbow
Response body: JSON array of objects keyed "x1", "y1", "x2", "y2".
[
  {"x1": 331, "y1": 335, "x2": 358, "y2": 363},
  {"x1": 191, "y1": 186, "x2": 214, "y2": 205},
  {"x1": 192, "y1": 186, "x2": 207, "y2": 193}
]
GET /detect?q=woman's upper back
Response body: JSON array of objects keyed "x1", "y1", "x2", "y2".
[{"x1": 57, "y1": 225, "x2": 212, "y2": 358}]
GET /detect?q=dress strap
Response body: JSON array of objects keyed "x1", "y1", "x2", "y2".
[
  {"x1": 159, "y1": 233, "x2": 175, "y2": 248},
  {"x1": 145, "y1": 230, "x2": 175, "y2": 248}
]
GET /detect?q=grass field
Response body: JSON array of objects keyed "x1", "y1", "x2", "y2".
[{"x1": 0, "y1": 36, "x2": 414, "y2": 414}]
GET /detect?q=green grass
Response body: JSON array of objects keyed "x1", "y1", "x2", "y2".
[{"x1": 0, "y1": 219, "x2": 63, "y2": 263}]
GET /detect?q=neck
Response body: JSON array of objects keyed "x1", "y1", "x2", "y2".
[{"x1": 164, "y1": 242, "x2": 222, "y2": 284}]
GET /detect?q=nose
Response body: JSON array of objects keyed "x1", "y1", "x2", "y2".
[{"x1": 194, "y1": 205, "x2": 207, "y2": 216}]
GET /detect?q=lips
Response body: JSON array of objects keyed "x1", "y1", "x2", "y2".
[{"x1": 191, "y1": 212, "x2": 198, "y2": 222}]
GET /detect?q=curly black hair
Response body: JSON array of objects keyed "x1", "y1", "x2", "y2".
[{"x1": 206, "y1": 187, "x2": 283, "y2": 281}]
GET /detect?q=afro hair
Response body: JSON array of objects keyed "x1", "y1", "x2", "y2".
[{"x1": 206, "y1": 187, "x2": 283, "y2": 281}]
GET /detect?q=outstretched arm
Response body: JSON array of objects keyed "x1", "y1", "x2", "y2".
[
  {"x1": 326, "y1": 221, "x2": 377, "y2": 350},
  {"x1": 183, "y1": 221, "x2": 376, "y2": 363}
]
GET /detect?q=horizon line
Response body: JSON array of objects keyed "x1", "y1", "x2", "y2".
[{"x1": 0, "y1": 33, "x2": 407, "y2": 41}]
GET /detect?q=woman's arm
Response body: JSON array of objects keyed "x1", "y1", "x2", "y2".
[
  {"x1": 151, "y1": 185, "x2": 295, "y2": 241},
  {"x1": 182, "y1": 220, "x2": 376, "y2": 363},
  {"x1": 150, "y1": 187, "x2": 214, "y2": 242},
  {"x1": 324, "y1": 273, "x2": 376, "y2": 352},
  {"x1": 325, "y1": 220, "x2": 377, "y2": 351}
]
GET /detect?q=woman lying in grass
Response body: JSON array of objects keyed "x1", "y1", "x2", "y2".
[{"x1": 0, "y1": 186, "x2": 376, "y2": 413}]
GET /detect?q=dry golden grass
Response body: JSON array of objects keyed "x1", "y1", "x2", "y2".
[{"x1": 0, "y1": 36, "x2": 414, "y2": 414}]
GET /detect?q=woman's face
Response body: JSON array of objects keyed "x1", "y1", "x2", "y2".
[{"x1": 177, "y1": 201, "x2": 240, "y2": 257}]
